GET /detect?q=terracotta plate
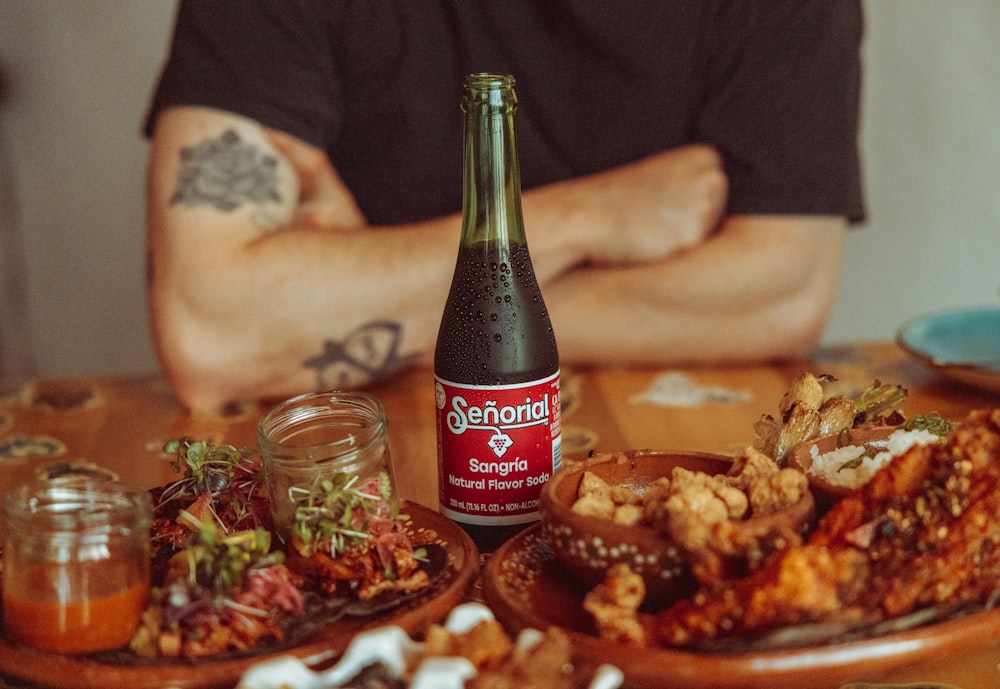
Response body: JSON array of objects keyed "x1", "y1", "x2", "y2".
[
  {"x1": 482, "y1": 524, "x2": 1000, "y2": 689},
  {"x1": 0, "y1": 502, "x2": 479, "y2": 689}
]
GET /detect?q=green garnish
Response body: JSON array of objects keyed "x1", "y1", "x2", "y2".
[
  {"x1": 164, "y1": 438, "x2": 257, "y2": 490},
  {"x1": 159, "y1": 438, "x2": 262, "y2": 522},
  {"x1": 838, "y1": 451, "x2": 873, "y2": 472},
  {"x1": 901, "y1": 412, "x2": 957, "y2": 436},
  {"x1": 289, "y1": 470, "x2": 399, "y2": 558},
  {"x1": 182, "y1": 520, "x2": 283, "y2": 596},
  {"x1": 853, "y1": 380, "x2": 908, "y2": 424}
]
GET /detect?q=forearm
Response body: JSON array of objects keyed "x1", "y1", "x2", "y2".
[
  {"x1": 151, "y1": 222, "x2": 449, "y2": 405},
  {"x1": 149, "y1": 109, "x2": 726, "y2": 409},
  {"x1": 148, "y1": 111, "x2": 583, "y2": 409},
  {"x1": 521, "y1": 145, "x2": 726, "y2": 273},
  {"x1": 146, "y1": 109, "x2": 449, "y2": 408},
  {"x1": 545, "y1": 216, "x2": 847, "y2": 366}
]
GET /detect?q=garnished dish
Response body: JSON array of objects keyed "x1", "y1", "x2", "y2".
[
  {"x1": 0, "y1": 439, "x2": 478, "y2": 689},
  {"x1": 789, "y1": 423, "x2": 950, "y2": 513},
  {"x1": 654, "y1": 409, "x2": 990, "y2": 650},
  {"x1": 752, "y1": 373, "x2": 910, "y2": 465},
  {"x1": 485, "y1": 375, "x2": 1000, "y2": 688},
  {"x1": 237, "y1": 602, "x2": 623, "y2": 689},
  {"x1": 765, "y1": 373, "x2": 956, "y2": 512},
  {"x1": 131, "y1": 439, "x2": 439, "y2": 660},
  {"x1": 798, "y1": 425, "x2": 945, "y2": 491}
]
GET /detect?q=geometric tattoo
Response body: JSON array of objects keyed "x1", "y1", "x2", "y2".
[
  {"x1": 169, "y1": 129, "x2": 281, "y2": 212},
  {"x1": 304, "y1": 321, "x2": 419, "y2": 390}
]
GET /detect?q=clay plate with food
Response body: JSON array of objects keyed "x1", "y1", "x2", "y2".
[
  {"x1": 483, "y1": 523, "x2": 1000, "y2": 689},
  {"x1": 538, "y1": 449, "x2": 814, "y2": 607},
  {"x1": 788, "y1": 425, "x2": 946, "y2": 514},
  {"x1": 0, "y1": 502, "x2": 477, "y2": 689},
  {"x1": 0, "y1": 440, "x2": 479, "y2": 689},
  {"x1": 236, "y1": 602, "x2": 625, "y2": 689},
  {"x1": 486, "y1": 405, "x2": 1000, "y2": 689}
]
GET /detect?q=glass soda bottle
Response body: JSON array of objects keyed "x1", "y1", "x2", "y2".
[{"x1": 434, "y1": 73, "x2": 561, "y2": 552}]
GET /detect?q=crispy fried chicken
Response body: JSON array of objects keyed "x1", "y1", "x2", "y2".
[{"x1": 655, "y1": 409, "x2": 1000, "y2": 647}]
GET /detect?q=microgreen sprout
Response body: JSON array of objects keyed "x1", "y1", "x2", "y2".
[
  {"x1": 290, "y1": 470, "x2": 398, "y2": 558},
  {"x1": 158, "y1": 438, "x2": 263, "y2": 524},
  {"x1": 181, "y1": 518, "x2": 283, "y2": 599}
]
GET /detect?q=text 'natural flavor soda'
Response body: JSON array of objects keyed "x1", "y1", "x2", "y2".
[{"x1": 434, "y1": 73, "x2": 560, "y2": 551}]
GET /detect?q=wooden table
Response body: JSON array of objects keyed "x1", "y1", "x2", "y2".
[{"x1": 1, "y1": 341, "x2": 998, "y2": 688}]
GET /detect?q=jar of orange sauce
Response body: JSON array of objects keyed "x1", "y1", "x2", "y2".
[{"x1": 2, "y1": 479, "x2": 152, "y2": 654}]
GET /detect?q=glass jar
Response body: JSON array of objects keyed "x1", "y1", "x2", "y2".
[
  {"x1": 258, "y1": 391, "x2": 397, "y2": 541},
  {"x1": 2, "y1": 479, "x2": 152, "y2": 654}
]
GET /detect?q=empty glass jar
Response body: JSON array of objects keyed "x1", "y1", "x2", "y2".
[{"x1": 257, "y1": 391, "x2": 397, "y2": 541}]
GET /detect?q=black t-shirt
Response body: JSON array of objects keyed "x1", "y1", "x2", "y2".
[{"x1": 145, "y1": 0, "x2": 865, "y2": 226}]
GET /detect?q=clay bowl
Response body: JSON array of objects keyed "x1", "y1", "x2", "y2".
[
  {"x1": 539, "y1": 449, "x2": 819, "y2": 607},
  {"x1": 788, "y1": 426, "x2": 897, "y2": 515},
  {"x1": 538, "y1": 449, "x2": 731, "y2": 608}
]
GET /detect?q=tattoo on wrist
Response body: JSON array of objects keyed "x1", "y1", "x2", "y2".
[
  {"x1": 304, "y1": 321, "x2": 418, "y2": 389},
  {"x1": 169, "y1": 129, "x2": 282, "y2": 214}
]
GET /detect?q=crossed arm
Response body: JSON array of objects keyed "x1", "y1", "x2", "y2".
[{"x1": 147, "y1": 106, "x2": 846, "y2": 411}]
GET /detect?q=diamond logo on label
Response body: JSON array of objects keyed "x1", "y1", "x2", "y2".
[{"x1": 488, "y1": 430, "x2": 514, "y2": 458}]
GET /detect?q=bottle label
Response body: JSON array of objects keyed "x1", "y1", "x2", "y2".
[{"x1": 435, "y1": 372, "x2": 561, "y2": 525}]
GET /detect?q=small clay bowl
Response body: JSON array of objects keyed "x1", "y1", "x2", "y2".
[
  {"x1": 788, "y1": 426, "x2": 896, "y2": 514},
  {"x1": 538, "y1": 449, "x2": 731, "y2": 607}
]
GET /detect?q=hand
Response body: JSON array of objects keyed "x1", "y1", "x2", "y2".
[
  {"x1": 266, "y1": 128, "x2": 368, "y2": 231},
  {"x1": 549, "y1": 144, "x2": 728, "y2": 266}
]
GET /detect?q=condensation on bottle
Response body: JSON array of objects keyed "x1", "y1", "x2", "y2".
[{"x1": 434, "y1": 73, "x2": 561, "y2": 552}]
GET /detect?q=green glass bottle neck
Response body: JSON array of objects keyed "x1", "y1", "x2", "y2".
[{"x1": 460, "y1": 73, "x2": 527, "y2": 248}]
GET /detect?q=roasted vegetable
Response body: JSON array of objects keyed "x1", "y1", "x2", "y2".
[{"x1": 754, "y1": 373, "x2": 908, "y2": 464}]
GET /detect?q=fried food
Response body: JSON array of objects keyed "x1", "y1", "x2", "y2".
[
  {"x1": 583, "y1": 563, "x2": 647, "y2": 646},
  {"x1": 571, "y1": 448, "x2": 811, "y2": 584},
  {"x1": 467, "y1": 628, "x2": 581, "y2": 689},
  {"x1": 425, "y1": 616, "x2": 513, "y2": 672},
  {"x1": 654, "y1": 409, "x2": 1000, "y2": 647},
  {"x1": 424, "y1": 615, "x2": 600, "y2": 689},
  {"x1": 650, "y1": 448, "x2": 811, "y2": 582},
  {"x1": 571, "y1": 469, "x2": 656, "y2": 525}
]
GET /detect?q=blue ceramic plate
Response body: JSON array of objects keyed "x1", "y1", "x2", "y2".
[{"x1": 896, "y1": 307, "x2": 1000, "y2": 396}]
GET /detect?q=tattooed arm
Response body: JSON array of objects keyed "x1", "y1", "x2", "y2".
[
  {"x1": 149, "y1": 106, "x2": 839, "y2": 412},
  {"x1": 147, "y1": 107, "x2": 462, "y2": 409},
  {"x1": 149, "y1": 106, "x2": 585, "y2": 408}
]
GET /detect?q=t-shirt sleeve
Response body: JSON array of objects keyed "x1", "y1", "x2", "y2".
[
  {"x1": 143, "y1": 0, "x2": 340, "y2": 152},
  {"x1": 696, "y1": 1, "x2": 865, "y2": 223},
  {"x1": 144, "y1": 0, "x2": 866, "y2": 225}
]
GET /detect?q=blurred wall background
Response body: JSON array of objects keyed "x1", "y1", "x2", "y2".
[
  {"x1": 1, "y1": 1, "x2": 174, "y2": 382},
  {"x1": 825, "y1": 0, "x2": 999, "y2": 343},
  {"x1": 0, "y1": 1, "x2": 997, "y2": 384}
]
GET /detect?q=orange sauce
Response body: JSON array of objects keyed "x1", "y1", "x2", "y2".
[{"x1": 3, "y1": 560, "x2": 149, "y2": 654}]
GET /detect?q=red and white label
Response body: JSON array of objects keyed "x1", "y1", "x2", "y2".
[{"x1": 435, "y1": 372, "x2": 561, "y2": 525}]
